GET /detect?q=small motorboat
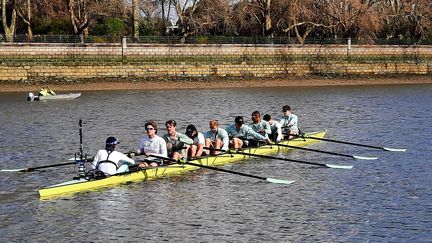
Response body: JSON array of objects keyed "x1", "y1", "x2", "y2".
[{"x1": 27, "y1": 92, "x2": 81, "y2": 101}]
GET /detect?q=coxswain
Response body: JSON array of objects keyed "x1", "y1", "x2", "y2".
[{"x1": 91, "y1": 137, "x2": 136, "y2": 175}]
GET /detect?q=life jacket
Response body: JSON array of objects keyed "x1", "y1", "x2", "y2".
[
  {"x1": 96, "y1": 150, "x2": 118, "y2": 175},
  {"x1": 39, "y1": 89, "x2": 49, "y2": 96}
]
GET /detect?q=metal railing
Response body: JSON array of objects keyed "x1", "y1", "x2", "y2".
[{"x1": 1, "y1": 34, "x2": 431, "y2": 46}]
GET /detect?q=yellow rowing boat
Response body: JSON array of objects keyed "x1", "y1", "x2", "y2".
[{"x1": 39, "y1": 130, "x2": 326, "y2": 199}]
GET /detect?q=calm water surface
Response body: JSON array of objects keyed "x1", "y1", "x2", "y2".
[{"x1": 0, "y1": 84, "x2": 431, "y2": 242}]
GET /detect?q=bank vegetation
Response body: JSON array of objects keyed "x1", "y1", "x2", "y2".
[{"x1": 1, "y1": 0, "x2": 431, "y2": 45}]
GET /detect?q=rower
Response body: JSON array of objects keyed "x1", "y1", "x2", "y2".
[
  {"x1": 185, "y1": 124, "x2": 205, "y2": 158},
  {"x1": 91, "y1": 137, "x2": 135, "y2": 175},
  {"x1": 204, "y1": 119, "x2": 229, "y2": 155},
  {"x1": 263, "y1": 114, "x2": 283, "y2": 142},
  {"x1": 226, "y1": 116, "x2": 269, "y2": 149},
  {"x1": 280, "y1": 105, "x2": 299, "y2": 139},
  {"x1": 39, "y1": 87, "x2": 49, "y2": 96},
  {"x1": 136, "y1": 120, "x2": 167, "y2": 167},
  {"x1": 249, "y1": 111, "x2": 272, "y2": 146},
  {"x1": 162, "y1": 119, "x2": 193, "y2": 160}
]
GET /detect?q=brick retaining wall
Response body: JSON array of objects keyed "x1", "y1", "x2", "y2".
[{"x1": 0, "y1": 43, "x2": 431, "y2": 82}]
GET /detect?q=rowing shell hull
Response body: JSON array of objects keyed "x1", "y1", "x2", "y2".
[{"x1": 39, "y1": 130, "x2": 326, "y2": 198}]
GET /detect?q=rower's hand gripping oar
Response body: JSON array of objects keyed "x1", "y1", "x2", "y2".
[
  {"x1": 147, "y1": 154, "x2": 295, "y2": 184},
  {"x1": 272, "y1": 143, "x2": 378, "y2": 160},
  {"x1": 206, "y1": 147, "x2": 353, "y2": 170},
  {"x1": 289, "y1": 134, "x2": 406, "y2": 152}
]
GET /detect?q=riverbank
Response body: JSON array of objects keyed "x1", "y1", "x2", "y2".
[{"x1": 1, "y1": 75, "x2": 431, "y2": 92}]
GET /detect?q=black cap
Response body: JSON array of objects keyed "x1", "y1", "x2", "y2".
[
  {"x1": 106, "y1": 137, "x2": 120, "y2": 146},
  {"x1": 186, "y1": 124, "x2": 196, "y2": 133},
  {"x1": 235, "y1": 116, "x2": 244, "y2": 125}
]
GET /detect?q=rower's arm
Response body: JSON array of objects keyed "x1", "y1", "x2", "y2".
[{"x1": 177, "y1": 133, "x2": 193, "y2": 145}]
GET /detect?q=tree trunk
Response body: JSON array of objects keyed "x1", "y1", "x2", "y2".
[
  {"x1": 26, "y1": 0, "x2": 32, "y2": 40},
  {"x1": 132, "y1": 0, "x2": 139, "y2": 39},
  {"x1": 66, "y1": 0, "x2": 89, "y2": 42},
  {"x1": 2, "y1": 0, "x2": 17, "y2": 43},
  {"x1": 264, "y1": 0, "x2": 272, "y2": 37},
  {"x1": 15, "y1": 0, "x2": 33, "y2": 41}
]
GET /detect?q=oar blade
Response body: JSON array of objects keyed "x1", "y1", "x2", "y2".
[
  {"x1": 325, "y1": 164, "x2": 353, "y2": 170},
  {"x1": 266, "y1": 178, "x2": 296, "y2": 184},
  {"x1": 353, "y1": 155, "x2": 378, "y2": 160},
  {"x1": 383, "y1": 147, "x2": 406, "y2": 152},
  {"x1": 1, "y1": 168, "x2": 26, "y2": 172}
]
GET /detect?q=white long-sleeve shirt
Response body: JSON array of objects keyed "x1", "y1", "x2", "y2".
[
  {"x1": 137, "y1": 135, "x2": 168, "y2": 162},
  {"x1": 92, "y1": 150, "x2": 135, "y2": 175}
]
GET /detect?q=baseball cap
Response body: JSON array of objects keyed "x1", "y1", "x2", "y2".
[{"x1": 235, "y1": 116, "x2": 244, "y2": 125}]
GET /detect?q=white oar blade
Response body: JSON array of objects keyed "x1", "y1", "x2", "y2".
[
  {"x1": 1, "y1": 168, "x2": 25, "y2": 172},
  {"x1": 325, "y1": 164, "x2": 353, "y2": 170},
  {"x1": 266, "y1": 178, "x2": 295, "y2": 184},
  {"x1": 353, "y1": 155, "x2": 378, "y2": 160},
  {"x1": 383, "y1": 147, "x2": 406, "y2": 152}
]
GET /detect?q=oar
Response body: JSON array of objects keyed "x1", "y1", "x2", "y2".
[
  {"x1": 147, "y1": 154, "x2": 295, "y2": 184},
  {"x1": 272, "y1": 143, "x2": 378, "y2": 160},
  {"x1": 290, "y1": 134, "x2": 406, "y2": 152},
  {"x1": 1, "y1": 161, "x2": 79, "y2": 172},
  {"x1": 206, "y1": 147, "x2": 353, "y2": 170}
]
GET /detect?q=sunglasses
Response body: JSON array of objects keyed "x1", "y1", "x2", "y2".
[{"x1": 145, "y1": 127, "x2": 155, "y2": 131}]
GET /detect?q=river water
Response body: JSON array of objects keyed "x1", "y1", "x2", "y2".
[{"x1": 0, "y1": 84, "x2": 431, "y2": 242}]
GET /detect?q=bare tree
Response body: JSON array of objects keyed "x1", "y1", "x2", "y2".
[
  {"x1": 2, "y1": 0, "x2": 17, "y2": 42},
  {"x1": 65, "y1": 0, "x2": 90, "y2": 42},
  {"x1": 231, "y1": 0, "x2": 262, "y2": 36},
  {"x1": 379, "y1": 0, "x2": 432, "y2": 41},
  {"x1": 15, "y1": 0, "x2": 32, "y2": 40},
  {"x1": 249, "y1": 0, "x2": 273, "y2": 37},
  {"x1": 171, "y1": 0, "x2": 200, "y2": 42},
  {"x1": 140, "y1": 0, "x2": 163, "y2": 35},
  {"x1": 311, "y1": 0, "x2": 380, "y2": 41},
  {"x1": 133, "y1": 0, "x2": 139, "y2": 38},
  {"x1": 65, "y1": 0, "x2": 129, "y2": 42},
  {"x1": 187, "y1": 0, "x2": 233, "y2": 35}
]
